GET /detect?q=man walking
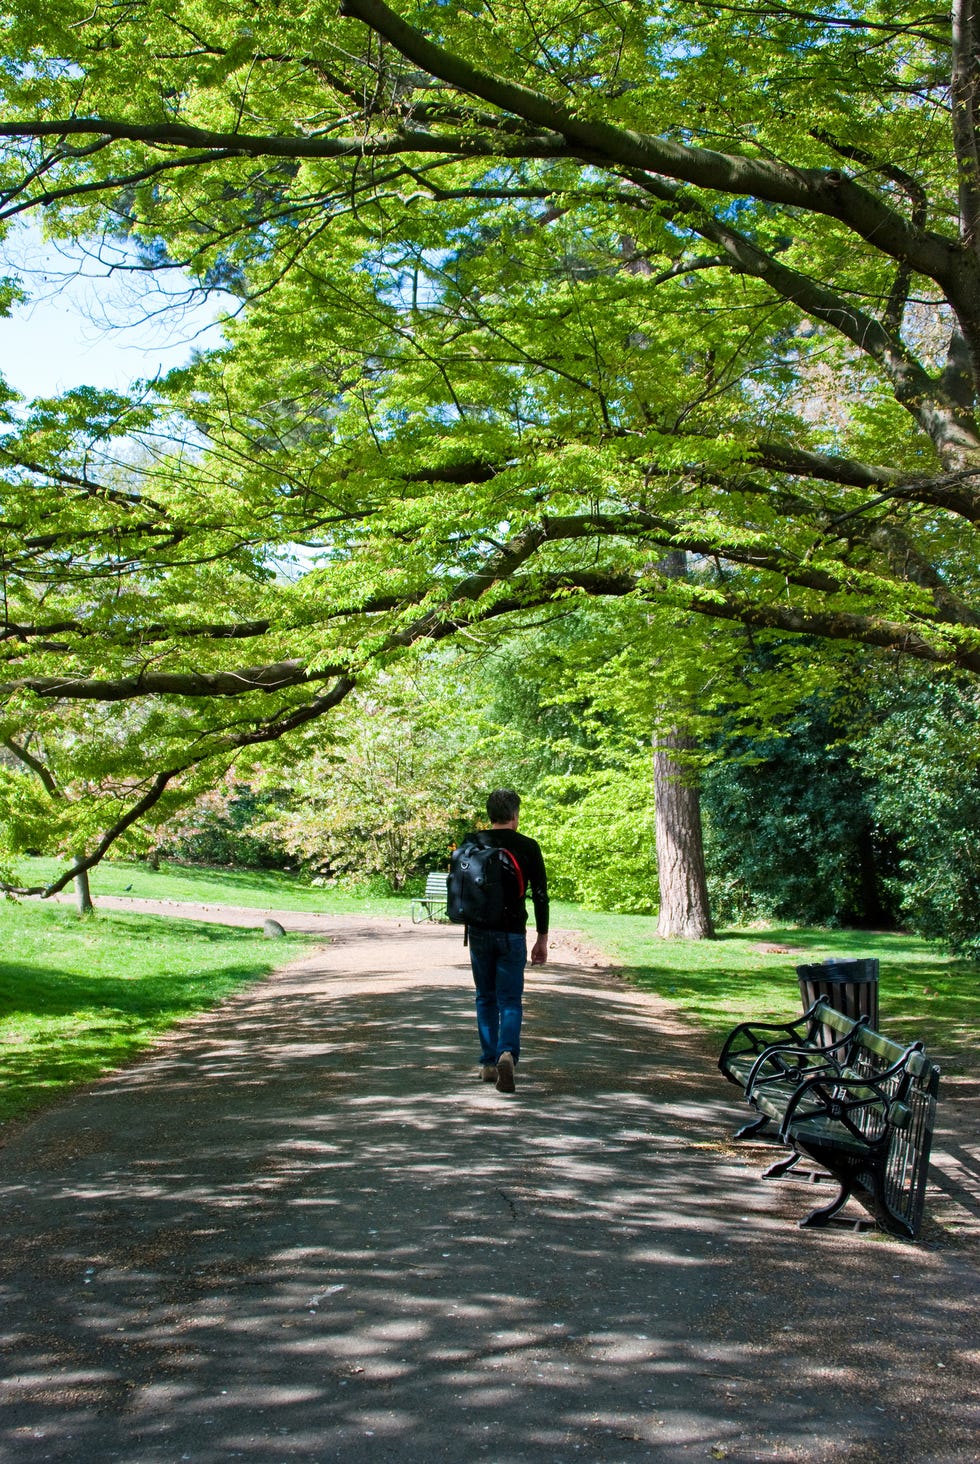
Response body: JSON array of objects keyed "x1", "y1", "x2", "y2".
[{"x1": 452, "y1": 788, "x2": 548, "y2": 1094}]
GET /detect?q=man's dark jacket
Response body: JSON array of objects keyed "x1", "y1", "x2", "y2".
[{"x1": 462, "y1": 828, "x2": 549, "y2": 935}]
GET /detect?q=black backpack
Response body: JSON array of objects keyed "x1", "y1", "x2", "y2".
[{"x1": 447, "y1": 838, "x2": 526, "y2": 928}]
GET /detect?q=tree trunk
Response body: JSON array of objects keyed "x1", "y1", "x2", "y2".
[
  {"x1": 654, "y1": 730, "x2": 714, "y2": 938},
  {"x1": 652, "y1": 549, "x2": 714, "y2": 939},
  {"x1": 74, "y1": 866, "x2": 94, "y2": 915}
]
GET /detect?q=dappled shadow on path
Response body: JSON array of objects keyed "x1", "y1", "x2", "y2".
[{"x1": 1, "y1": 931, "x2": 978, "y2": 1464}]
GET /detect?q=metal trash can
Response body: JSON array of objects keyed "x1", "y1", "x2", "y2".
[{"x1": 797, "y1": 957, "x2": 880, "y2": 1046}]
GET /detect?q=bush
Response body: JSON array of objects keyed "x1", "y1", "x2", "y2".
[
  {"x1": 701, "y1": 704, "x2": 896, "y2": 929},
  {"x1": 153, "y1": 786, "x2": 292, "y2": 871},
  {"x1": 523, "y1": 762, "x2": 658, "y2": 914},
  {"x1": 856, "y1": 676, "x2": 980, "y2": 958}
]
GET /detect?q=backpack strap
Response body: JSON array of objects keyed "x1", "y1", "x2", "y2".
[{"x1": 500, "y1": 847, "x2": 525, "y2": 897}]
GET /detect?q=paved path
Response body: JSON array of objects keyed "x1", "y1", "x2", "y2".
[{"x1": 1, "y1": 914, "x2": 978, "y2": 1463}]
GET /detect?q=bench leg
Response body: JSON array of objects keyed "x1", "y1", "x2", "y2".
[
  {"x1": 798, "y1": 1179, "x2": 853, "y2": 1229},
  {"x1": 734, "y1": 1113, "x2": 771, "y2": 1141},
  {"x1": 875, "y1": 1210, "x2": 916, "y2": 1241},
  {"x1": 763, "y1": 1150, "x2": 802, "y2": 1180}
]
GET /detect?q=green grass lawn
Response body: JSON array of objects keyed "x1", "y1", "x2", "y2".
[
  {"x1": 0, "y1": 897, "x2": 313, "y2": 1122},
  {"x1": 16, "y1": 855, "x2": 412, "y2": 917},
  {"x1": 2, "y1": 859, "x2": 975, "y2": 1128},
  {"x1": 556, "y1": 903, "x2": 978, "y2": 1072}
]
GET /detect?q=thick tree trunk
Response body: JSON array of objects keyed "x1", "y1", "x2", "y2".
[
  {"x1": 74, "y1": 866, "x2": 94, "y2": 915},
  {"x1": 654, "y1": 736, "x2": 714, "y2": 940},
  {"x1": 652, "y1": 550, "x2": 714, "y2": 939}
]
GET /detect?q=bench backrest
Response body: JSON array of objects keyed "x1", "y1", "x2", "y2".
[
  {"x1": 806, "y1": 1000, "x2": 861, "y2": 1040},
  {"x1": 804, "y1": 1003, "x2": 938, "y2": 1082},
  {"x1": 848, "y1": 1025, "x2": 939, "y2": 1091},
  {"x1": 804, "y1": 1000, "x2": 866, "y2": 1056},
  {"x1": 851, "y1": 1023, "x2": 908, "y2": 1065},
  {"x1": 424, "y1": 872, "x2": 449, "y2": 896}
]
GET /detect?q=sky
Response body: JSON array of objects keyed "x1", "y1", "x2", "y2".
[{"x1": 0, "y1": 224, "x2": 226, "y2": 400}]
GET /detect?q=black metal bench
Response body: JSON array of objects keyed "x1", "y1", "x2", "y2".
[
  {"x1": 719, "y1": 1003, "x2": 940, "y2": 1240},
  {"x1": 718, "y1": 1000, "x2": 866, "y2": 1125},
  {"x1": 411, "y1": 871, "x2": 449, "y2": 923}
]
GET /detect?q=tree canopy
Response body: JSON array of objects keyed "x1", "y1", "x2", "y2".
[{"x1": 1, "y1": 0, "x2": 980, "y2": 888}]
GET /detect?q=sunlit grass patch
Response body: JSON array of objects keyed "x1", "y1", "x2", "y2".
[
  {"x1": 0, "y1": 901, "x2": 311, "y2": 1122},
  {"x1": 554, "y1": 903, "x2": 976, "y2": 1072},
  {"x1": 16, "y1": 856, "x2": 413, "y2": 917}
]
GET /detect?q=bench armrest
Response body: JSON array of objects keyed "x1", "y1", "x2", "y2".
[
  {"x1": 743, "y1": 1015, "x2": 872, "y2": 1085},
  {"x1": 745, "y1": 1042, "x2": 846, "y2": 1098},
  {"x1": 718, "y1": 1014, "x2": 811, "y2": 1074},
  {"x1": 778, "y1": 1068, "x2": 899, "y2": 1143}
]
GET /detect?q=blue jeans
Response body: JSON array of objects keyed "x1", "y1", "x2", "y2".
[{"x1": 468, "y1": 928, "x2": 527, "y2": 1066}]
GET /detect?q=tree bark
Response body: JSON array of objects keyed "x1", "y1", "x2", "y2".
[
  {"x1": 652, "y1": 548, "x2": 714, "y2": 940},
  {"x1": 654, "y1": 729, "x2": 715, "y2": 940},
  {"x1": 73, "y1": 866, "x2": 94, "y2": 915}
]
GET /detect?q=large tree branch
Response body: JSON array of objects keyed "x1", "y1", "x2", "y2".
[
  {"x1": 424, "y1": 561, "x2": 980, "y2": 675},
  {"x1": 3, "y1": 494, "x2": 978, "y2": 710},
  {"x1": 676, "y1": 585, "x2": 980, "y2": 674},
  {"x1": 753, "y1": 445, "x2": 980, "y2": 519},
  {"x1": 0, "y1": 116, "x2": 568, "y2": 162},
  {"x1": 2, "y1": 673, "x2": 358, "y2": 898},
  {"x1": 7, "y1": 767, "x2": 189, "y2": 899},
  {"x1": 532, "y1": 511, "x2": 843, "y2": 592},
  {"x1": 481, "y1": 566, "x2": 980, "y2": 674},
  {"x1": 621, "y1": 170, "x2": 980, "y2": 463},
  {"x1": 338, "y1": 0, "x2": 960, "y2": 283},
  {"x1": 0, "y1": 618, "x2": 274, "y2": 650},
  {"x1": 0, "y1": 453, "x2": 169, "y2": 515},
  {"x1": 0, "y1": 659, "x2": 326, "y2": 701},
  {"x1": 0, "y1": 524, "x2": 552, "y2": 702},
  {"x1": 690, "y1": 3, "x2": 947, "y2": 42},
  {"x1": 536, "y1": 513, "x2": 980, "y2": 634},
  {"x1": 3, "y1": 736, "x2": 60, "y2": 795},
  {"x1": 402, "y1": 441, "x2": 980, "y2": 521}
]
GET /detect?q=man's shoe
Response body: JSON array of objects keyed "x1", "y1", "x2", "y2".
[
  {"x1": 496, "y1": 1051, "x2": 516, "y2": 1093},
  {"x1": 480, "y1": 1064, "x2": 498, "y2": 1083}
]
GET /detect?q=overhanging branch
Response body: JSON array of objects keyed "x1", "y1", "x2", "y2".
[{"x1": 338, "y1": 0, "x2": 959, "y2": 283}]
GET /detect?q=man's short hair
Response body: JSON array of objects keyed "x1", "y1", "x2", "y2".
[{"x1": 487, "y1": 788, "x2": 521, "y2": 823}]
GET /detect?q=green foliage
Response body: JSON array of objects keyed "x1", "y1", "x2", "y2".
[
  {"x1": 855, "y1": 673, "x2": 980, "y2": 957},
  {"x1": 701, "y1": 700, "x2": 891, "y2": 929},
  {"x1": 524, "y1": 761, "x2": 657, "y2": 912},
  {"x1": 439, "y1": 617, "x2": 662, "y2": 910},
  {"x1": 2, "y1": 0, "x2": 980, "y2": 899},
  {"x1": 153, "y1": 784, "x2": 293, "y2": 870},
  {"x1": 453, "y1": 610, "x2": 848, "y2": 917},
  {"x1": 697, "y1": 659, "x2": 980, "y2": 956},
  {"x1": 247, "y1": 680, "x2": 492, "y2": 886}
]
